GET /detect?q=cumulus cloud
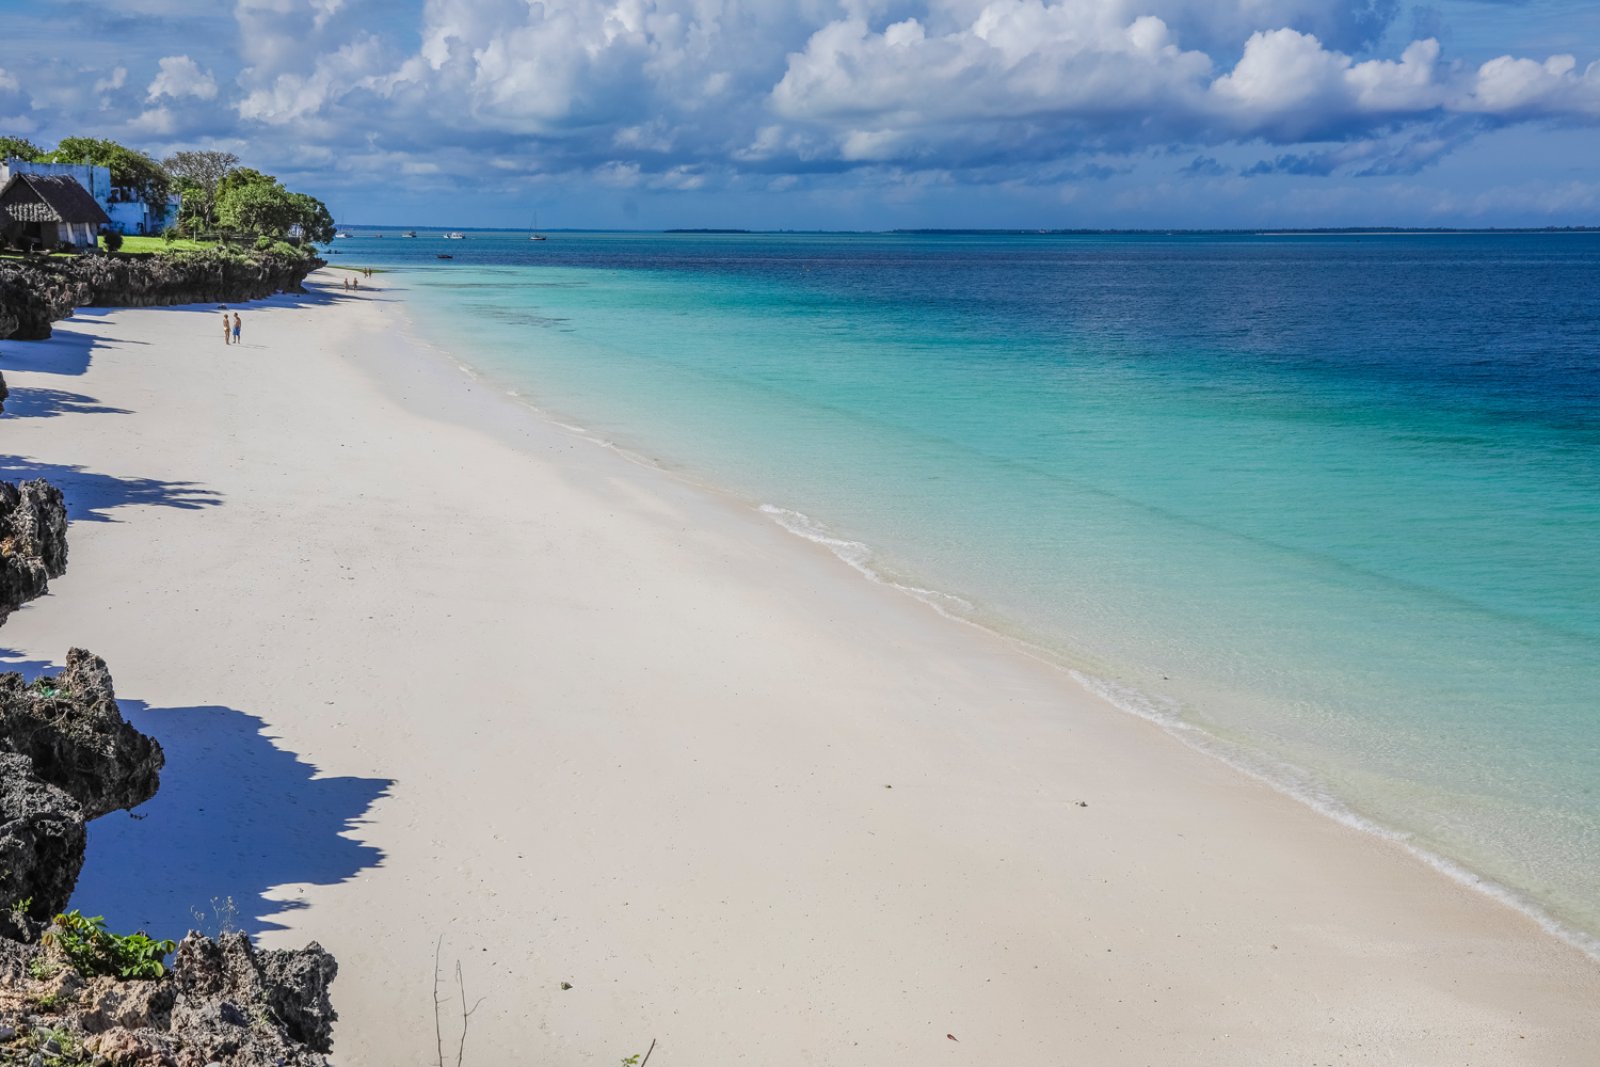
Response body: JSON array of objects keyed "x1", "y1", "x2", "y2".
[
  {"x1": 182, "y1": 0, "x2": 1600, "y2": 189},
  {"x1": 5, "y1": 0, "x2": 1600, "y2": 213},
  {"x1": 148, "y1": 55, "x2": 218, "y2": 100}
]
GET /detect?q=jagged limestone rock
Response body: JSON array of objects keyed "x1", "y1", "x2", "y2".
[
  {"x1": 0, "y1": 932, "x2": 337, "y2": 1066},
  {"x1": 0, "y1": 260, "x2": 89, "y2": 341},
  {"x1": 0, "y1": 753, "x2": 86, "y2": 938},
  {"x1": 0, "y1": 650, "x2": 163, "y2": 819},
  {"x1": 0, "y1": 249, "x2": 324, "y2": 340},
  {"x1": 0, "y1": 479, "x2": 69, "y2": 626}
]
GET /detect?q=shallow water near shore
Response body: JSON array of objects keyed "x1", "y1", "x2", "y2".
[{"x1": 340, "y1": 230, "x2": 1600, "y2": 945}]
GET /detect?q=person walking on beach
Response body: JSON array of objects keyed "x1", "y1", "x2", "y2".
[
  {"x1": 232, "y1": 313, "x2": 242, "y2": 345},
  {"x1": 223, "y1": 312, "x2": 231, "y2": 345}
]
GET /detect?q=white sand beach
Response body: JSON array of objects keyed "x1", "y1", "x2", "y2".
[{"x1": 3, "y1": 272, "x2": 1597, "y2": 1065}]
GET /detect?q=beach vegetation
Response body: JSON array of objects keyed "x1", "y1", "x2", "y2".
[
  {"x1": 216, "y1": 168, "x2": 337, "y2": 245},
  {"x1": 0, "y1": 136, "x2": 46, "y2": 162},
  {"x1": 116, "y1": 234, "x2": 212, "y2": 253},
  {"x1": 29, "y1": 1024, "x2": 89, "y2": 1067},
  {"x1": 41, "y1": 138, "x2": 173, "y2": 216},
  {"x1": 42, "y1": 910, "x2": 176, "y2": 980},
  {"x1": 163, "y1": 149, "x2": 240, "y2": 231},
  {"x1": 11, "y1": 136, "x2": 332, "y2": 250}
]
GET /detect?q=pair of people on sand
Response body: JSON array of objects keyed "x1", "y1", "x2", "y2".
[
  {"x1": 343, "y1": 275, "x2": 360, "y2": 291},
  {"x1": 221, "y1": 312, "x2": 241, "y2": 345}
]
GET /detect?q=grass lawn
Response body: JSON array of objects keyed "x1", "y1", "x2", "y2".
[{"x1": 106, "y1": 235, "x2": 217, "y2": 253}]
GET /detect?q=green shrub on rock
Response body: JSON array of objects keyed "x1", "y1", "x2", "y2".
[{"x1": 42, "y1": 911, "x2": 176, "y2": 980}]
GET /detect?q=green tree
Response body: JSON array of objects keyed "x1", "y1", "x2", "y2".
[
  {"x1": 44, "y1": 137, "x2": 173, "y2": 213},
  {"x1": 162, "y1": 149, "x2": 239, "y2": 228},
  {"x1": 287, "y1": 191, "x2": 336, "y2": 243},
  {"x1": 0, "y1": 136, "x2": 45, "y2": 162},
  {"x1": 215, "y1": 169, "x2": 334, "y2": 243},
  {"x1": 217, "y1": 179, "x2": 297, "y2": 237},
  {"x1": 215, "y1": 167, "x2": 275, "y2": 200}
]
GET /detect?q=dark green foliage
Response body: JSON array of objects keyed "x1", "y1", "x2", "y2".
[
  {"x1": 218, "y1": 176, "x2": 297, "y2": 237},
  {"x1": 100, "y1": 230, "x2": 124, "y2": 253},
  {"x1": 43, "y1": 910, "x2": 176, "y2": 980},
  {"x1": 43, "y1": 138, "x2": 173, "y2": 214},
  {"x1": 287, "y1": 191, "x2": 336, "y2": 243},
  {"x1": 0, "y1": 136, "x2": 46, "y2": 162},
  {"x1": 216, "y1": 170, "x2": 335, "y2": 243}
]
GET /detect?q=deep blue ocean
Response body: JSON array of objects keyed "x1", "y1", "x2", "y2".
[{"x1": 338, "y1": 229, "x2": 1600, "y2": 946}]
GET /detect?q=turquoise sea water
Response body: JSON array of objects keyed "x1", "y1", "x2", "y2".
[{"x1": 344, "y1": 231, "x2": 1600, "y2": 945}]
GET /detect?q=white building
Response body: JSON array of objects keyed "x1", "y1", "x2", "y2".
[{"x1": 0, "y1": 158, "x2": 178, "y2": 236}]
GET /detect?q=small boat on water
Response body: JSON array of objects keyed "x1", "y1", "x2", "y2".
[
  {"x1": 436, "y1": 253, "x2": 454, "y2": 260},
  {"x1": 336, "y1": 231, "x2": 352, "y2": 239},
  {"x1": 404, "y1": 231, "x2": 417, "y2": 238},
  {"x1": 529, "y1": 211, "x2": 547, "y2": 241},
  {"x1": 444, "y1": 232, "x2": 465, "y2": 240}
]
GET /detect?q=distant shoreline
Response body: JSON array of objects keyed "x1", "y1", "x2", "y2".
[{"x1": 331, "y1": 224, "x2": 1600, "y2": 236}]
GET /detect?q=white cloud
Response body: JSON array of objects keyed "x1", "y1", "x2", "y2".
[
  {"x1": 148, "y1": 55, "x2": 218, "y2": 101},
  {"x1": 8, "y1": 0, "x2": 1600, "y2": 208},
  {"x1": 237, "y1": 35, "x2": 389, "y2": 123},
  {"x1": 1470, "y1": 53, "x2": 1600, "y2": 116},
  {"x1": 127, "y1": 105, "x2": 178, "y2": 136},
  {"x1": 94, "y1": 67, "x2": 128, "y2": 95}
]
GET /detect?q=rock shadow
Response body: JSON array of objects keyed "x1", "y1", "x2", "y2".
[
  {"x1": 0, "y1": 325, "x2": 99, "y2": 376},
  {"x1": 0, "y1": 386, "x2": 132, "y2": 419},
  {"x1": 0, "y1": 456, "x2": 221, "y2": 523},
  {"x1": 72, "y1": 700, "x2": 391, "y2": 942},
  {"x1": 0, "y1": 647, "x2": 58, "y2": 681},
  {"x1": 127, "y1": 283, "x2": 389, "y2": 317}
]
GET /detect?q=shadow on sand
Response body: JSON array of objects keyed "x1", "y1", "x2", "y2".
[
  {"x1": 73, "y1": 699, "x2": 391, "y2": 941},
  {"x1": 0, "y1": 386, "x2": 132, "y2": 419},
  {"x1": 0, "y1": 455, "x2": 221, "y2": 523},
  {"x1": 1, "y1": 325, "x2": 102, "y2": 377},
  {"x1": 0, "y1": 647, "x2": 62, "y2": 681}
]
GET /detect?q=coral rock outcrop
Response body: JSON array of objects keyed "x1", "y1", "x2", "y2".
[
  {"x1": 0, "y1": 932, "x2": 337, "y2": 1066},
  {"x1": 0, "y1": 479, "x2": 69, "y2": 626},
  {"x1": 0, "y1": 248, "x2": 323, "y2": 340},
  {"x1": 0, "y1": 649, "x2": 164, "y2": 819},
  {"x1": 0, "y1": 260, "x2": 91, "y2": 341},
  {"x1": 0, "y1": 753, "x2": 86, "y2": 938}
]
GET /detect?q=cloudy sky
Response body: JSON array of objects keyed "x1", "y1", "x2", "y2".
[{"x1": 1, "y1": 0, "x2": 1598, "y2": 228}]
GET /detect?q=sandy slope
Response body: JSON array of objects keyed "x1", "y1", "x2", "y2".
[{"x1": 2, "y1": 273, "x2": 1596, "y2": 1066}]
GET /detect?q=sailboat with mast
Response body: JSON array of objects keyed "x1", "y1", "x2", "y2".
[{"x1": 529, "y1": 210, "x2": 547, "y2": 241}]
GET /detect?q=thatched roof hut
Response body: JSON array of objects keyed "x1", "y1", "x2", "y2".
[{"x1": 1, "y1": 173, "x2": 111, "y2": 251}]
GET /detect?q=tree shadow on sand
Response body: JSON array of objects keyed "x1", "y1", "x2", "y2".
[
  {"x1": 0, "y1": 319, "x2": 149, "y2": 377},
  {"x1": 0, "y1": 456, "x2": 221, "y2": 523},
  {"x1": 0, "y1": 386, "x2": 132, "y2": 420},
  {"x1": 72, "y1": 699, "x2": 391, "y2": 941}
]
